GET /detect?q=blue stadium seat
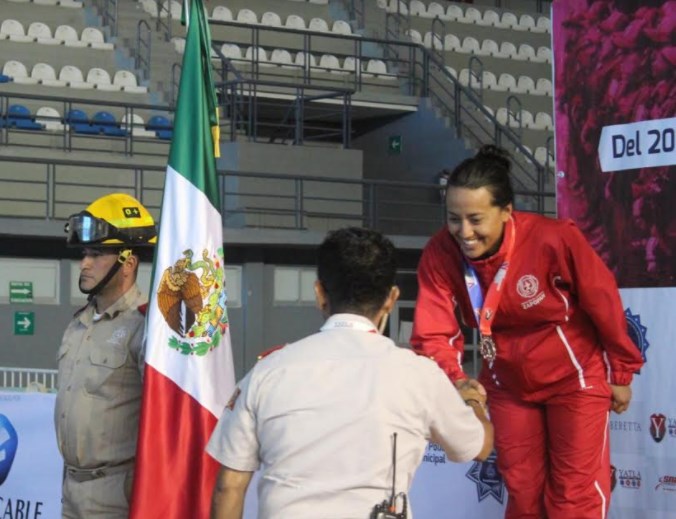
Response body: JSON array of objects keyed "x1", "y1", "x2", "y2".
[
  {"x1": 65, "y1": 108, "x2": 98, "y2": 134},
  {"x1": 147, "y1": 115, "x2": 173, "y2": 140},
  {"x1": 0, "y1": 73, "x2": 11, "y2": 83},
  {"x1": 91, "y1": 110, "x2": 127, "y2": 137},
  {"x1": 7, "y1": 104, "x2": 43, "y2": 130}
]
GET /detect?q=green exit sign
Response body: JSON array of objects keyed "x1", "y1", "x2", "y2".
[
  {"x1": 388, "y1": 135, "x2": 402, "y2": 155},
  {"x1": 14, "y1": 312, "x2": 35, "y2": 335},
  {"x1": 9, "y1": 281, "x2": 33, "y2": 303}
]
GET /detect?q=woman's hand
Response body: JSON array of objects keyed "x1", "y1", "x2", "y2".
[
  {"x1": 455, "y1": 378, "x2": 488, "y2": 406},
  {"x1": 610, "y1": 384, "x2": 632, "y2": 414}
]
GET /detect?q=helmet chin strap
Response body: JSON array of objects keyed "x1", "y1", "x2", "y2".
[{"x1": 80, "y1": 249, "x2": 133, "y2": 301}]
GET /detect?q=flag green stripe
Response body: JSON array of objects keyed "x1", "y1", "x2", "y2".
[{"x1": 168, "y1": 0, "x2": 220, "y2": 208}]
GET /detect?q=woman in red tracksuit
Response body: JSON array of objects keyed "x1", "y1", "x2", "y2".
[{"x1": 411, "y1": 146, "x2": 643, "y2": 519}]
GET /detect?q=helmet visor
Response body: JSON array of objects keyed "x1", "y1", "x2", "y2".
[{"x1": 65, "y1": 212, "x2": 113, "y2": 246}]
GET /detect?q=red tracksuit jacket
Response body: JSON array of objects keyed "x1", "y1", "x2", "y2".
[{"x1": 411, "y1": 211, "x2": 644, "y2": 401}]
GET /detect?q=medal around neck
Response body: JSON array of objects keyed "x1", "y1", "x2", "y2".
[{"x1": 479, "y1": 335, "x2": 497, "y2": 362}]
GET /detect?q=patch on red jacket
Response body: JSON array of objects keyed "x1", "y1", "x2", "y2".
[{"x1": 137, "y1": 303, "x2": 148, "y2": 316}]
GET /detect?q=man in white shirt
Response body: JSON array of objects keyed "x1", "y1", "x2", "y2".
[{"x1": 207, "y1": 227, "x2": 493, "y2": 519}]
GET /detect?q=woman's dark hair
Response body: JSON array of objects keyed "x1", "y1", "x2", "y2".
[
  {"x1": 317, "y1": 227, "x2": 397, "y2": 317},
  {"x1": 444, "y1": 145, "x2": 514, "y2": 208}
]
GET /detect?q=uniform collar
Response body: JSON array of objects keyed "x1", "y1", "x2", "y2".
[
  {"x1": 79, "y1": 284, "x2": 145, "y2": 325},
  {"x1": 320, "y1": 313, "x2": 379, "y2": 333}
]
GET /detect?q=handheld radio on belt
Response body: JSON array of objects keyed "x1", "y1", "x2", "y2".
[{"x1": 370, "y1": 433, "x2": 407, "y2": 519}]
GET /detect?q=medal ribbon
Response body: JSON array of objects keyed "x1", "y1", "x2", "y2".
[{"x1": 463, "y1": 217, "x2": 516, "y2": 340}]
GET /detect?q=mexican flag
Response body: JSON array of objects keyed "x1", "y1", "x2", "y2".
[{"x1": 129, "y1": 1, "x2": 236, "y2": 517}]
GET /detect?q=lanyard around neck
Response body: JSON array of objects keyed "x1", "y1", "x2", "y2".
[{"x1": 463, "y1": 217, "x2": 516, "y2": 339}]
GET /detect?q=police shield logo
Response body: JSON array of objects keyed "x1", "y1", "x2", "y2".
[
  {"x1": 0, "y1": 414, "x2": 18, "y2": 485},
  {"x1": 650, "y1": 413, "x2": 666, "y2": 443},
  {"x1": 465, "y1": 451, "x2": 505, "y2": 504}
]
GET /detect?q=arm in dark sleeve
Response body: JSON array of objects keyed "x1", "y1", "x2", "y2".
[
  {"x1": 411, "y1": 239, "x2": 467, "y2": 383},
  {"x1": 560, "y1": 221, "x2": 644, "y2": 385}
]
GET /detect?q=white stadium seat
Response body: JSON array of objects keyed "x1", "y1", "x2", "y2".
[
  {"x1": 332, "y1": 20, "x2": 352, "y2": 36},
  {"x1": 3, "y1": 60, "x2": 37, "y2": 84},
  {"x1": 261, "y1": 12, "x2": 282, "y2": 27},
  {"x1": 270, "y1": 49, "x2": 294, "y2": 68},
  {"x1": 36, "y1": 106, "x2": 64, "y2": 131},
  {"x1": 309, "y1": 18, "x2": 329, "y2": 33},
  {"x1": 1, "y1": 20, "x2": 34, "y2": 43},
  {"x1": 27, "y1": 22, "x2": 57, "y2": 45},
  {"x1": 81, "y1": 27, "x2": 113, "y2": 50},
  {"x1": 211, "y1": 6, "x2": 233, "y2": 21},
  {"x1": 285, "y1": 15, "x2": 306, "y2": 30},
  {"x1": 54, "y1": 24, "x2": 87, "y2": 47},
  {"x1": 59, "y1": 65, "x2": 91, "y2": 89},
  {"x1": 32, "y1": 62, "x2": 66, "y2": 87},
  {"x1": 113, "y1": 70, "x2": 148, "y2": 94},
  {"x1": 122, "y1": 113, "x2": 155, "y2": 137},
  {"x1": 534, "y1": 77, "x2": 553, "y2": 96},
  {"x1": 86, "y1": 67, "x2": 118, "y2": 90},
  {"x1": 237, "y1": 9, "x2": 259, "y2": 25}
]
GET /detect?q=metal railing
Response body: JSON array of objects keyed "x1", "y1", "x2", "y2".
[
  {"x1": 0, "y1": 368, "x2": 58, "y2": 392},
  {"x1": 0, "y1": 155, "x2": 555, "y2": 235},
  {"x1": 93, "y1": 0, "x2": 118, "y2": 37},
  {"x1": 136, "y1": 20, "x2": 152, "y2": 81}
]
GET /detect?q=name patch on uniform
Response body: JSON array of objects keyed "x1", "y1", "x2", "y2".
[
  {"x1": 107, "y1": 327, "x2": 128, "y2": 345},
  {"x1": 517, "y1": 274, "x2": 545, "y2": 309}
]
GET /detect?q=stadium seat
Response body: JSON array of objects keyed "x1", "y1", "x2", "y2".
[
  {"x1": 444, "y1": 34, "x2": 461, "y2": 52},
  {"x1": 500, "y1": 12, "x2": 519, "y2": 30},
  {"x1": 480, "y1": 39, "x2": 499, "y2": 57},
  {"x1": 459, "y1": 36, "x2": 480, "y2": 54},
  {"x1": 494, "y1": 41, "x2": 517, "y2": 59},
  {"x1": 2, "y1": 60, "x2": 37, "y2": 84},
  {"x1": 36, "y1": 106, "x2": 64, "y2": 131},
  {"x1": 534, "y1": 16, "x2": 551, "y2": 34},
  {"x1": 309, "y1": 18, "x2": 330, "y2": 33},
  {"x1": 332, "y1": 21, "x2": 352, "y2": 36},
  {"x1": 54, "y1": 24, "x2": 87, "y2": 47},
  {"x1": 295, "y1": 52, "x2": 317, "y2": 70},
  {"x1": 31, "y1": 63, "x2": 66, "y2": 87},
  {"x1": 0, "y1": 20, "x2": 34, "y2": 43},
  {"x1": 518, "y1": 14, "x2": 536, "y2": 32},
  {"x1": 365, "y1": 59, "x2": 395, "y2": 80},
  {"x1": 515, "y1": 43, "x2": 536, "y2": 61},
  {"x1": 516, "y1": 75, "x2": 536, "y2": 94},
  {"x1": 65, "y1": 108, "x2": 97, "y2": 134},
  {"x1": 495, "y1": 73, "x2": 517, "y2": 92},
  {"x1": 60, "y1": 0, "x2": 84, "y2": 7},
  {"x1": 113, "y1": 70, "x2": 147, "y2": 94},
  {"x1": 27, "y1": 22, "x2": 57, "y2": 45},
  {"x1": 444, "y1": 66, "x2": 457, "y2": 79},
  {"x1": 140, "y1": 0, "x2": 159, "y2": 17},
  {"x1": 237, "y1": 9, "x2": 259, "y2": 25},
  {"x1": 535, "y1": 46, "x2": 552, "y2": 64},
  {"x1": 59, "y1": 65, "x2": 92, "y2": 89},
  {"x1": 33, "y1": 0, "x2": 59, "y2": 5},
  {"x1": 245, "y1": 47, "x2": 273, "y2": 67},
  {"x1": 86, "y1": 67, "x2": 118, "y2": 90},
  {"x1": 481, "y1": 10, "x2": 501, "y2": 27},
  {"x1": 285, "y1": 15, "x2": 306, "y2": 30},
  {"x1": 0, "y1": 73, "x2": 11, "y2": 83},
  {"x1": 423, "y1": 32, "x2": 443, "y2": 50},
  {"x1": 518, "y1": 109, "x2": 535, "y2": 129},
  {"x1": 171, "y1": 36, "x2": 185, "y2": 54},
  {"x1": 121, "y1": 113, "x2": 155, "y2": 138},
  {"x1": 319, "y1": 54, "x2": 345, "y2": 74},
  {"x1": 211, "y1": 6, "x2": 232, "y2": 21},
  {"x1": 422, "y1": 2, "x2": 448, "y2": 20},
  {"x1": 534, "y1": 146, "x2": 554, "y2": 166},
  {"x1": 533, "y1": 112, "x2": 554, "y2": 131},
  {"x1": 261, "y1": 12, "x2": 282, "y2": 27},
  {"x1": 147, "y1": 115, "x2": 173, "y2": 140},
  {"x1": 309, "y1": 0, "x2": 328, "y2": 4},
  {"x1": 342, "y1": 56, "x2": 361, "y2": 74},
  {"x1": 409, "y1": 0, "x2": 426, "y2": 17},
  {"x1": 534, "y1": 77, "x2": 553, "y2": 96},
  {"x1": 270, "y1": 49, "x2": 294, "y2": 68},
  {"x1": 92, "y1": 111, "x2": 127, "y2": 136},
  {"x1": 386, "y1": 0, "x2": 408, "y2": 14},
  {"x1": 446, "y1": 5, "x2": 464, "y2": 22},
  {"x1": 220, "y1": 43, "x2": 242, "y2": 61},
  {"x1": 81, "y1": 27, "x2": 113, "y2": 50},
  {"x1": 463, "y1": 8, "x2": 482, "y2": 25},
  {"x1": 6, "y1": 104, "x2": 42, "y2": 130},
  {"x1": 406, "y1": 29, "x2": 422, "y2": 44}
]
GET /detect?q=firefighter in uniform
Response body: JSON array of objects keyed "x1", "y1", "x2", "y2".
[{"x1": 54, "y1": 193, "x2": 156, "y2": 518}]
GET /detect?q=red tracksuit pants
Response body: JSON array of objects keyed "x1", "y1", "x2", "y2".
[{"x1": 489, "y1": 383, "x2": 612, "y2": 519}]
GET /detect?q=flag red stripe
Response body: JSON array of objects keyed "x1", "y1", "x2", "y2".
[{"x1": 130, "y1": 364, "x2": 219, "y2": 518}]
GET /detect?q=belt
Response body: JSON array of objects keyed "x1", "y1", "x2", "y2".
[{"x1": 65, "y1": 460, "x2": 134, "y2": 483}]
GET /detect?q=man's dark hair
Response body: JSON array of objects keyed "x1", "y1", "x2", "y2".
[{"x1": 317, "y1": 227, "x2": 397, "y2": 317}]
